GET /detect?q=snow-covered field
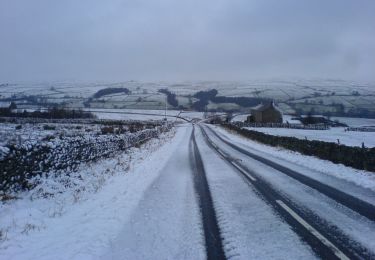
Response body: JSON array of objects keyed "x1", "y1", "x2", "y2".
[
  {"x1": 0, "y1": 128, "x2": 183, "y2": 259},
  {"x1": 233, "y1": 114, "x2": 375, "y2": 147},
  {"x1": 244, "y1": 127, "x2": 375, "y2": 147},
  {"x1": 84, "y1": 108, "x2": 204, "y2": 121},
  {"x1": 1, "y1": 79, "x2": 374, "y2": 100},
  {"x1": 331, "y1": 117, "x2": 375, "y2": 127},
  {"x1": 1, "y1": 79, "x2": 374, "y2": 113}
]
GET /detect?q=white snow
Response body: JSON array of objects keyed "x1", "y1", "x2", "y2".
[
  {"x1": 102, "y1": 124, "x2": 204, "y2": 259},
  {"x1": 2, "y1": 120, "x2": 374, "y2": 259},
  {"x1": 283, "y1": 114, "x2": 302, "y2": 124},
  {"x1": 230, "y1": 114, "x2": 250, "y2": 122},
  {"x1": 195, "y1": 128, "x2": 316, "y2": 259},
  {"x1": 0, "y1": 126, "x2": 204, "y2": 260},
  {"x1": 331, "y1": 117, "x2": 375, "y2": 127},
  {"x1": 244, "y1": 126, "x2": 375, "y2": 147},
  {"x1": 84, "y1": 108, "x2": 204, "y2": 122},
  {"x1": 203, "y1": 125, "x2": 375, "y2": 254},
  {"x1": 211, "y1": 125, "x2": 375, "y2": 194}
]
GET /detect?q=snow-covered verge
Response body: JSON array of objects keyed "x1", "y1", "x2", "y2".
[
  {"x1": 211, "y1": 125, "x2": 375, "y2": 192},
  {"x1": 0, "y1": 127, "x2": 178, "y2": 260},
  {"x1": 244, "y1": 126, "x2": 375, "y2": 148}
]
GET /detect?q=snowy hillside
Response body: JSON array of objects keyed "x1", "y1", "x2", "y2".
[{"x1": 1, "y1": 79, "x2": 374, "y2": 115}]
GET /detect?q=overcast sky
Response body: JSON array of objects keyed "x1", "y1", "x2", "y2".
[{"x1": 0, "y1": 0, "x2": 374, "y2": 82}]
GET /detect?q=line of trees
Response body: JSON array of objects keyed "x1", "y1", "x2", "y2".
[
  {"x1": 0, "y1": 104, "x2": 95, "y2": 119},
  {"x1": 93, "y1": 87, "x2": 130, "y2": 99},
  {"x1": 191, "y1": 89, "x2": 269, "y2": 111},
  {"x1": 158, "y1": 89, "x2": 179, "y2": 107}
]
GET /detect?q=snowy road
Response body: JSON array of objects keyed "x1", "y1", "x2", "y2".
[
  {"x1": 102, "y1": 123, "x2": 375, "y2": 259},
  {"x1": 3, "y1": 123, "x2": 375, "y2": 259},
  {"x1": 197, "y1": 124, "x2": 375, "y2": 259},
  {"x1": 101, "y1": 125, "x2": 205, "y2": 259}
]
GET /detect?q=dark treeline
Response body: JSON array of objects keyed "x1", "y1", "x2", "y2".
[
  {"x1": 192, "y1": 89, "x2": 269, "y2": 111},
  {"x1": 323, "y1": 108, "x2": 375, "y2": 119},
  {"x1": 222, "y1": 123, "x2": 375, "y2": 172},
  {"x1": 158, "y1": 89, "x2": 179, "y2": 107},
  {"x1": 212, "y1": 96, "x2": 269, "y2": 107},
  {"x1": 93, "y1": 87, "x2": 130, "y2": 99},
  {"x1": 194, "y1": 89, "x2": 218, "y2": 100},
  {"x1": 0, "y1": 106, "x2": 95, "y2": 119},
  {"x1": 298, "y1": 115, "x2": 347, "y2": 127},
  {"x1": 0, "y1": 95, "x2": 39, "y2": 103},
  {"x1": 292, "y1": 103, "x2": 375, "y2": 119}
]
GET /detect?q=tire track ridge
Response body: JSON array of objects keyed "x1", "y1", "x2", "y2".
[
  {"x1": 200, "y1": 124, "x2": 374, "y2": 259},
  {"x1": 205, "y1": 125, "x2": 375, "y2": 222},
  {"x1": 189, "y1": 125, "x2": 226, "y2": 260}
]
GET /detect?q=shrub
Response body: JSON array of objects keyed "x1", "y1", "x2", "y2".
[
  {"x1": 101, "y1": 126, "x2": 115, "y2": 135},
  {"x1": 43, "y1": 125, "x2": 56, "y2": 130},
  {"x1": 93, "y1": 88, "x2": 130, "y2": 99}
]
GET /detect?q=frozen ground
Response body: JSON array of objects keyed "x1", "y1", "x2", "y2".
[
  {"x1": 195, "y1": 128, "x2": 316, "y2": 259},
  {"x1": 84, "y1": 108, "x2": 204, "y2": 122},
  {"x1": 0, "y1": 128, "x2": 197, "y2": 260},
  {"x1": 244, "y1": 126, "x2": 375, "y2": 147}
]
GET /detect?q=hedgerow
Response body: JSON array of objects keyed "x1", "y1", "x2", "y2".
[{"x1": 222, "y1": 123, "x2": 375, "y2": 172}]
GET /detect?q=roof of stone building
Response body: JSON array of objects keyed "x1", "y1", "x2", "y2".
[{"x1": 251, "y1": 101, "x2": 282, "y2": 113}]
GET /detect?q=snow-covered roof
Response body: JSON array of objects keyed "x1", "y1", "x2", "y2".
[{"x1": 251, "y1": 101, "x2": 282, "y2": 113}]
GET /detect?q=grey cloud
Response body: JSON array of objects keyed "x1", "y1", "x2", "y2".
[{"x1": 0, "y1": 0, "x2": 374, "y2": 82}]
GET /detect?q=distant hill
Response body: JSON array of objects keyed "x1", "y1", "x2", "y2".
[{"x1": 0, "y1": 80, "x2": 374, "y2": 117}]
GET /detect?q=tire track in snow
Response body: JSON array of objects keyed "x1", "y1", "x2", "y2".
[
  {"x1": 205, "y1": 124, "x2": 375, "y2": 222},
  {"x1": 211, "y1": 203, "x2": 241, "y2": 259},
  {"x1": 190, "y1": 125, "x2": 226, "y2": 260},
  {"x1": 200, "y1": 124, "x2": 374, "y2": 259}
]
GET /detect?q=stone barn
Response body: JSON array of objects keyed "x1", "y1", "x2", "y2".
[{"x1": 247, "y1": 101, "x2": 282, "y2": 123}]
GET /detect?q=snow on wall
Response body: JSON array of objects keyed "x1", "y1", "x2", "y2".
[
  {"x1": 0, "y1": 128, "x2": 178, "y2": 260},
  {"x1": 0, "y1": 123, "x2": 172, "y2": 192}
]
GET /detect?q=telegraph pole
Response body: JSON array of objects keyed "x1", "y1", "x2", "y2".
[{"x1": 164, "y1": 94, "x2": 167, "y2": 123}]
